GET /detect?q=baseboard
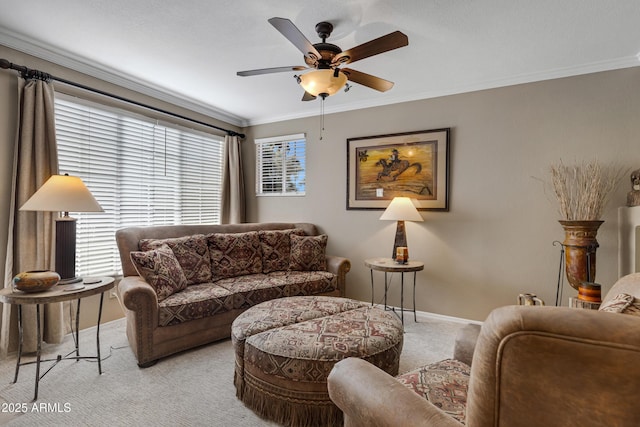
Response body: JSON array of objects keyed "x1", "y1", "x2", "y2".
[
  {"x1": 373, "y1": 303, "x2": 483, "y2": 325},
  {"x1": 415, "y1": 308, "x2": 483, "y2": 325}
]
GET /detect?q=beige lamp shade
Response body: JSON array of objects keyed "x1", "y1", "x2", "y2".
[
  {"x1": 20, "y1": 174, "x2": 103, "y2": 213},
  {"x1": 299, "y1": 69, "x2": 348, "y2": 97},
  {"x1": 379, "y1": 197, "x2": 423, "y2": 222}
]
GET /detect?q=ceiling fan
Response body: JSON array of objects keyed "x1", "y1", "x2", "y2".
[{"x1": 237, "y1": 17, "x2": 409, "y2": 101}]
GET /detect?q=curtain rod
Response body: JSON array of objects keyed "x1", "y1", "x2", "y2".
[{"x1": 0, "y1": 58, "x2": 245, "y2": 138}]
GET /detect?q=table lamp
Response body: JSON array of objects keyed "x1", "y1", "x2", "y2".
[
  {"x1": 379, "y1": 197, "x2": 423, "y2": 260},
  {"x1": 20, "y1": 174, "x2": 103, "y2": 287}
]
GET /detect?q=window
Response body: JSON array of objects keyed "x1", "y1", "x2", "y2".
[
  {"x1": 55, "y1": 94, "x2": 224, "y2": 277},
  {"x1": 255, "y1": 133, "x2": 306, "y2": 196}
]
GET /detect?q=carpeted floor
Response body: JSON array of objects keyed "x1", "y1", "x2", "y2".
[{"x1": 0, "y1": 309, "x2": 467, "y2": 426}]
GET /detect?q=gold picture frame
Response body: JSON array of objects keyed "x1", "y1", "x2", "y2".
[{"x1": 347, "y1": 128, "x2": 450, "y2": 210}]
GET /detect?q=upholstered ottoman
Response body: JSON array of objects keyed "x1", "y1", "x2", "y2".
[{"x1": 231, "y1": 296, "x2": 404, "y2": 427}]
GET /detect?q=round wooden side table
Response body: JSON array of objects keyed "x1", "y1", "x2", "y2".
[
  {"x1": 0, "y1": 277, "x2": 115, "y2": 400},
  {"x1": 364, "y1": 258, "x2": 424, "y2": 324}
]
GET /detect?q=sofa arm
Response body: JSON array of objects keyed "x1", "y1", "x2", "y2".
[
  {"x1": 452, "y1": 323, "x2": 481, "y2": 366},
  {"x1": 117, "y1": 276, "x2": 159, "y2": 364},
  {"x1": 326, "y1": 255, "x2": 350, "y2": 296},
  {"x1": 328, "y1": 358, "x2": 463, "y2": 427},
  {"x1": 118, "y1": 276, "x2": 158, "y2": 336},
  {"x1": 118, "y1": 275, "x2": 159, "y2": 318}
]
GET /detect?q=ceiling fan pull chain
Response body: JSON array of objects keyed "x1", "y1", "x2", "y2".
[{"x1": 319, "y1": 96, "x2": 325, "y2": 140}]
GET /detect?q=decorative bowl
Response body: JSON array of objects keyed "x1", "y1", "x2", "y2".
[{"x1": 13, "y1": 270, "x2": 60, "y2": 293}]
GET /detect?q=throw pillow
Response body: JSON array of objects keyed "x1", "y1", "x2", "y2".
[
  {"x1": 627, "y1": 299, "x2": 640, "y2": 316},
  {"x1": 130, "y1": 244, "x2": 188, "y2": 301},
  {"x1": 599, "y1": 293, "x2": 640, "y2": 317},
  {"x1": 207, "y1": 231, "x2": 263, "y2": 280},
  {"x1": 140, "y1": 234, "x2": 212, "y2": 285},
  {"x1": 259, "y1": 228, "x2": 305, "y2": 273},
  {"x1": 599, "y1": 293, "x2": 634, "y2": 313},
  {"x1": 289, "y1": 234, "x2": 328, "y2": 271}
]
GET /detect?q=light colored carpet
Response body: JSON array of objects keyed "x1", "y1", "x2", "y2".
[{"x1": 0, "y1": 309, "x2": 467, "y2": 426}]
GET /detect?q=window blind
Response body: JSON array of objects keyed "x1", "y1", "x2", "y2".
[
  {"x1": 255, "y1": 133, "x2": 306, "y2": 196},
  {"x1": 55, "y1": 95, "x2": 223, "y2": 277}
]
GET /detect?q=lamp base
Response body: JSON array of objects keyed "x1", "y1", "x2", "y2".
[
  {"x1": 56, "y1": 216, "x2": 79, "y2": 285},
  {"x1": 392, "y1": 220, "x2": 408, "y2": 259}
]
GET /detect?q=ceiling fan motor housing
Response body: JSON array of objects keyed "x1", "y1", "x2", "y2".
[
  {"x1": 305, "y1": 43, "x2": 342, "y2": 67},
  {"x1": 304, "y1": 22, "x2": 343, "y2": 68}
]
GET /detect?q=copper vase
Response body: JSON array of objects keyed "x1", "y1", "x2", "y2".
[{"x1": 559, "y1": 220, "x2": 603, "y2": 291}]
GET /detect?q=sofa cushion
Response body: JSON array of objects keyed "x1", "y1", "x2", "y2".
[
  {"x1": 140, "y1": 234, "x2": 211, "y2": 285},
  {"x1": 258, "y1": 228, "x2": 305, "y2": 273},
  {"x1": 215, "y1": 271, "x2": 338, "y2": 310},
  {"x1": 130, "y1": 244, "x2": 188, "y2": 301},
  {"x1": 158, "y1": 282, "x2": 235, "y2": 326},
  {"x1": 396, "y1": 359, "x2": 470, "y2": 424},
  {"x1": 599, "y1": 293, "x2": 640, "y2": 316},
  {"x1": 215, "y1": 274, "x2": 288, "y2": 309},
  {"x1": 289, "y1": 234, "x2": 328, "y2": 271},
  {"x1": 207, "y1": 231, "x2": 263, "y2": 280},
  {"x1": 274, "y1": 270, "x2": 337, "y2": 296}
]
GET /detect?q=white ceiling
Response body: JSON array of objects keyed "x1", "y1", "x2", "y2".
[{"x1": 1, "y1": 0, "x2": 639, "y2": 127}]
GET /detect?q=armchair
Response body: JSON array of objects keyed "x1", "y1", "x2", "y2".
[{"x1": 328, "y1": 273, "x2": 640, "y2": 427}]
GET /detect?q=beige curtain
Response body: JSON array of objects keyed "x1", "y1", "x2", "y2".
[
  {"x1": 221, "y1": 134, "x2": 245, "y2": 224},
  {"x1": 1, "y1": 78, "x2": 65, "y2": 357}
]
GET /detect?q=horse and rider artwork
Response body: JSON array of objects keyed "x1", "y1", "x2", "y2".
[
  {"x1": 357, "y1": 144, "x2": 433, "y2": 197},
  {"x1": 347, "y1": 128, "x2": 450, "y2": 211},
  {"x1": 376, "y1": 148, "x2": 425, "y2": 184}
]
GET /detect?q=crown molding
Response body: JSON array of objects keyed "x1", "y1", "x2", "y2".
[
  {"x1": 0, "y1": 29, "x2": 249, "y2": 128},
  {"x1": 3, "y1": 28, "x2": 637, "y2": 128}
]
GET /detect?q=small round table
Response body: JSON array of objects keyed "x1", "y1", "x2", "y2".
[
  {"x1": 0, "y1": 277, "x2": 115, "y2": 400},
  {"x1": 365, "y1": 258, "x2": 424, "y2": 324}
]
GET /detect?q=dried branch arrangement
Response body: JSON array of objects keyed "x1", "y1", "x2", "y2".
[{"x1": 549, "y1": 159, "x2": 626, "y2": 220}]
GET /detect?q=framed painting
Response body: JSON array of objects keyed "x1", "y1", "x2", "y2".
[{"x1": 347, "y1": 128, "x2": 450, "y2": 210}]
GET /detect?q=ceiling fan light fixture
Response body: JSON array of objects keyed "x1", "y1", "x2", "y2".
[{"x1": 298, "y1": 69, "x2": 347, "y2": 97}]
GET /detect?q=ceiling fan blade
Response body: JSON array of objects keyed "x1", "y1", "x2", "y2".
[
  {"x1": 332, "y1": 31, "x2": 408, "y2": 65},
  {"x1": 342, "y1": 68, "x2": 394, "y2": 92},
  {"x1": 301, "y1": 91, "x2": 317, "y2": 101},
  {"x1": 237, "y1": 66, "x2": 307, "y2": 77},
  {"x1": 268, "y1": 17, "x2": 322, "y2": 62}
]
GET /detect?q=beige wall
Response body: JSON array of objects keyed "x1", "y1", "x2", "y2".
[
  {"x1": 244, "y1": 67, "x2": 640, "y2": 321},
  {"x1": 2, "y1": 43, "x2": 639, "y2": 325},
  {"x1": 0, "y1": 45, "x2": 241, "y2": 329}
]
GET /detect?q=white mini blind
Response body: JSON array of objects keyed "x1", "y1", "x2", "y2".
[
  {"x1": 255, "y1": 133, "x2": 306, "y2": 196},
  {"x1": 55, "y1": 95, "x2": 223, "y2": 277}
]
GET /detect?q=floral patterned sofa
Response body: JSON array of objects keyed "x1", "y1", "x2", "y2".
[{"x1": 115, "y1": 222, "x2": 350, "y2": 367}]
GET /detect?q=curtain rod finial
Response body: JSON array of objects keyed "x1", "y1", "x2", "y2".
[
  {"x1": 0, "y1": 58, "x2": 11, "y2": 69},
  {"x1": 227, "y1": 131, "x2": 246, "y2": 139}
]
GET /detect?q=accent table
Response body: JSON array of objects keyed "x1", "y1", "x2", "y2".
[
  {"x1": 0, "y1": 277, "x2": 115, "y2": 400},
  {"x1": 364, "y1": 258, "x2": 424, "y2": 324}
]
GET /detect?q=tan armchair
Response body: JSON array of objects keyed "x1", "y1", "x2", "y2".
[{"x1": 328, "y1": 273, "x2": 640, "y2": 427}]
